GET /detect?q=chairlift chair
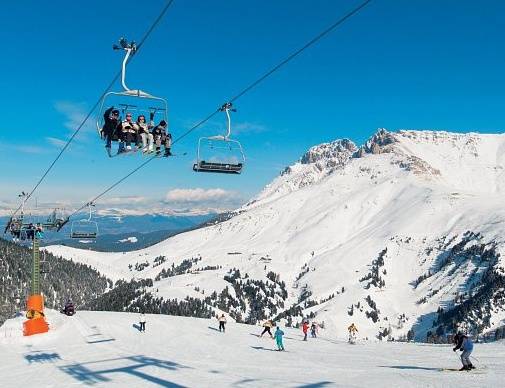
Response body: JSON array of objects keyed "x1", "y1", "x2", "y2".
[
  {"x1": 4, "y1": 192, "x2": 40, "y2": 243},
  {"x1": 41, "y1": 208, "x2": 68, "y2": 231},
  {"x1": 70, "y1": 203, "x2": 98, "y2": 240},
  {"x1": 193, "y1": 102, "x2": 245, "y2": 174},
  {"x1": 97, "y1": 38, "x2": 169, "y2": 157}
]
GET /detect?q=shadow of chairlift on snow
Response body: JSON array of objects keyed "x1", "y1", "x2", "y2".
[
  {"x1": 24, "y1": 351, "x2": 61, "y2": 364},
  {"x1": 59, "y1": 355, "x2": 190, "y2": 387}
]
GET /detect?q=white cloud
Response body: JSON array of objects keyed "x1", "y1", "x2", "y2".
[
  {"x1": 98, "y1": 196, "x2": 148, "y2": 206},
  {"x1": 165, "y1": 188, "x2": 237, "y2": 203},
  {"x1": 12, "y1": 145, "x2": 48, "y2": 154},
  {"x1": 46, "y1": 137, "x2": 68, "y2": 148},
  {"x1": 233, "y1": 121, "x2": 267, "y2": 135},
  {"x1": 54, "y1": 101, "x2": 95, "y2": 140}
]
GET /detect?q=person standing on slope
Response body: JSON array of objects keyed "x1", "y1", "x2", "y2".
[
  {"x1": 302, "y1": 321, "x2": 309, "y2": 341},
  {"x1": 348, "y1": 323, "x2": 358, "y2": 343},
  {"x1": 453, "y1": 332, "x2": 474, "y2": 371},
  {"x1": 139, "y1": 312, "x2": 146, "y2": 332},
  {"x1": 218, "y1": 314, "x2": 227, "y2": 332},
  {"x1": 260, "y1": 319, "x2": 274, "y2": 338},
  {"x1": 274, "y1": 326, "x2": 285, "y2": 351},
  {"x1": 310, "y1": 322, "x2": 318, "y2": 338}
]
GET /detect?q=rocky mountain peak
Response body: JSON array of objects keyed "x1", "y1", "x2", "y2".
[{"x1": 355, "y1": 128, "x2": 397, "y2": 158}]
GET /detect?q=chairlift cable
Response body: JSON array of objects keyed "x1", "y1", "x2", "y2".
[
  {"x1": 68, "y1": 0, "x2": 373, "y2": 220},
  {"x1": 7, "y1": 0, "x2": 175, "y2": 221},
  {"x1": 173, "y1": 0, "x2": 373, "y2": 144}
]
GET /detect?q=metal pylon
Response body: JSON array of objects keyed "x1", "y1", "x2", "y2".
[{"x1": 31, "y1": 237, "x2": 40, "y2": 295}]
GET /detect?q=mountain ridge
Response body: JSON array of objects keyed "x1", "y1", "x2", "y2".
[{"x1": 47, "y1": 128, "x2": 505, "y2": 341}]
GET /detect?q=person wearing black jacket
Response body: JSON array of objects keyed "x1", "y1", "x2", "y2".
[
  {"x1": 102, "y1": 107, "x2": 121, "y2": 153},
  {"x1": 453, "y1": 332, "x2": 474, "y2": 371},
  {"x1": 152, "y1": 120, "x2": 172, "y2": 156}
]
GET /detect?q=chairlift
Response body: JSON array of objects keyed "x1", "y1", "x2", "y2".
[
  {"x1": 40, "y1": 251, "x2": 50, "y2": 274},
  {"x1": 97, "y1": 37, "x2": 169, "y2": 157},
  {"x1": 4, "y1": 192, "x2": 38, "y2": 242},
  {"x1": 40, "y1": 208, "x2": 68, "y2": 231},
  {"x1": 70, "y1": 203, "x2": 98, "y2": 240},
  {"x1": 193, "y1": 102, "x2": 245, "y2": 174}
]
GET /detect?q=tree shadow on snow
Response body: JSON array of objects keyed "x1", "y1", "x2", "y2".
[
  {"x1": 25, "y1": 351, "x2": 61, "y2": 364},
  {"x1": 296, "y1": 383, "x2": 335, "y2": 388},
  {"x1": 380, "y1": 365, "x2": 441, "y2": 371},
  {"x1": 59, "y1": 355, "x2": 190, "y2": 387}
]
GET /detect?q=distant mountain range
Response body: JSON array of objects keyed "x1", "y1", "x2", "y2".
[{"x1": 1, "y1": 213, "x2": 215, "y2": 252}]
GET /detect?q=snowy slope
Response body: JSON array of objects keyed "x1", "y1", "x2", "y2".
[
  {"x1": 1, "y1": 310, "x2": 504, "y2": 387},
  {"x1": 46, "y1": 129, "x2": 505, "y2": 340}
]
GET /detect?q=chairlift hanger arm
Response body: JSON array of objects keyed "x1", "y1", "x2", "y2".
[{"x1": 113, "y1": 38, "x2": 137, "y2": 92}]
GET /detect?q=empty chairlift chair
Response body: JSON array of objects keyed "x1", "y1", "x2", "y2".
[
  {"x1": 70, "y1": 203, "x2": 98, "y2": 240},
  {"x1": 193, "y1": 102, "x2": 245, "y2": 174}
]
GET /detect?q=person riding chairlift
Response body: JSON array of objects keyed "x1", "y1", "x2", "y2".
[
  {"x1": 151, "y1": 120, "x2": 172, "y2": 156},
  {"x1": 136, "y1": 115, "x2": 154, "y2": 153},
  {"x1": 119, "y1": 112, "x2": 138, "y2": 152},
  {"x1": 102, "y1": 107, "x2": 121, "y2": 153}
]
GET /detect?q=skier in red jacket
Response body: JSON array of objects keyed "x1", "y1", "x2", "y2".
[{"x1": 302, "y1": 321, "x2": 309, "y2": 341}]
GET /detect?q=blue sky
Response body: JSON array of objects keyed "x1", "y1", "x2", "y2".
[{"x1": 1, "y1": 0, "x2": 504, "y2": 215}]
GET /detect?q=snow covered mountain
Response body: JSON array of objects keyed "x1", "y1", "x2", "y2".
[{"x1": 47, "y1": 129, "x2": 505, "y2": 342}]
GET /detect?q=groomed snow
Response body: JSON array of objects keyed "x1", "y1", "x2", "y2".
[{"x1": 0, "y1": 311, "x2": 503, "y2": 387}]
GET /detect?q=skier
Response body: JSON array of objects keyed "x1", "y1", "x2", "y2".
[
  {"x1": 310, "y1": 322, "x2": 318, "y2": 338},
  {"x1": 453, "y1": 332, "x2": 474, "y2": 371},
  {"x1": 274, "y1": 326, "x2": 285, "y2": 351},
  {"x1": 260, "y1": 319, "x2": 274, "y2": 338},
  {"x1": 139, "y1": 312, "x2": 146, "y2": 332},
  {"x1": 218, "y1": 314, "x2": 227, "y2": 332},
  {"x1": 348, "y1": 323, "x2": 358, "y2": 344},
  {"x1": 302, "y1": 321, "x2": 309, "y2": 341},
  {"x1": 62, "y1": 299, "x2": 75, "y2": 316}
]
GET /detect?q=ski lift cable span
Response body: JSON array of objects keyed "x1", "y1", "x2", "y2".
[
  {"x1": 6, "y1": 0, "x2": 175, "y2": 222},
  {"x1": 65, "y1": 0, "x2": 374, "y2": 220}
]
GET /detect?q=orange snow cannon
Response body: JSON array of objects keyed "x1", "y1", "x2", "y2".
[{"x1": 23, "y1": 294, "x2": 49, "y2": 336}]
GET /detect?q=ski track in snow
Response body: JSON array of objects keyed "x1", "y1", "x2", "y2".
[{"x1": 1, "y1": 310, "x2": 504, "y2": 387}]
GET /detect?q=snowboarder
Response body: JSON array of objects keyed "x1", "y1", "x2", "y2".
[
  {"x1": 218, "y1": 314, "x2": 227, "y2": 332},
  {"x1": 139, "y1": 312, "x2": 146, "y2": 332},
  {"x1": 453, "y1": 332, "x2": 474, "y2": 371},
  {"x1": 302, "y1": 321, "x2": 309, "y2": 341},
  {"x1": 310, "y1": 322, "x2": 318, "y2": 338},
  {"x1": 260, "y1": 320, "x2": 274, "y2": 338},
  {"x1": 348, "y1": 323, "x2": 358, "y2": 344},
  {"x1": 274, "y1": 326, "x2": 285, "y2": 351}
]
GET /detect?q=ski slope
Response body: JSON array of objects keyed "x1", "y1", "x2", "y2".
[
  {"x1": 1, "y1": 310, "x2": 503, "y2": 387},
  {"x1": 46, "y1": 129, "x2": 505, "y2": 340}
]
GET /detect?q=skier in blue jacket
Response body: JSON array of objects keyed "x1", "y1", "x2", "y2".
[
  {"x1": 274, "y1": 326, "x2": 285, "y2": 351},
  {"x1": 453, "y1": 332, "x2": 474, "y2": 371}
]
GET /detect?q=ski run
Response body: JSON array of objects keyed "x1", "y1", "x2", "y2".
[{"x1": 1, "y1": 310, "x2": 504, "y2": 387}]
